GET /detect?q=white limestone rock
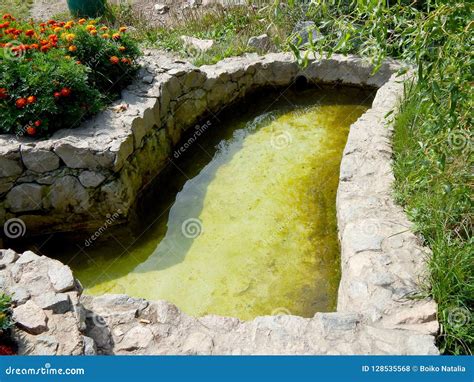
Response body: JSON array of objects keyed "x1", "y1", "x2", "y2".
[
  {"x1": 13, "y1": 300, "x2": 48, "y2": 334},
  {"x1": 48, "y1": 263, "x2": 75, "y2": 292}
]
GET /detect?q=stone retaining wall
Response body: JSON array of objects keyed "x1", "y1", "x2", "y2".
[{"x1": 0, "y1": 52, "x2": 439, "y2": 354}]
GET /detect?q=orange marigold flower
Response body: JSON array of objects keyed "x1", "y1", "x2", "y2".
[
  {"x1": 66, "y1": 33, "x2": 75, "y2": 42},
  {"x1": 102, "y1": 33, "x2": 110, "y2": 39},
  {"x1": 121, "y1": 57, "x2": 129, "y2": 64},
  {"x1": 119, "y1": 27, "x2": 127, "y2": 33},
  {"x1": 90, "y1": 29, "x2": 97, "y2": 36},
  {"x1": 68, "y1": 45, "x2": 77, "y2": 52},
  {"x1": 0, "y1": 88, "x2": 8, "y2": 99},
  {"x1": 85, "y1": 25, "x2": 95, "y2": 31},
  {"x1": 27, "y1": 95, "x2": 37, "y2": 104},
  {"x1": 26, "y1": 126, "x2": 36, "y2": 136},
  {"x1": 109, "y1": 56, "x2": 119, "y2": 64},
  {"x1": 118, "y1": 46, "x2": 126, "y2": 52},
  {"x1": 15, "y1": 98, "x2": 27, "y2": 109},
  {"x1": 54, "y1": 27, "x2": 62, "y2": 32},
  {"x1": 100, "y1": 26, "x2": 108, "y2": 31},
  {"x1": 112, "y1": 33, "x2": 120, "y2": 40},
  {"x1": 60, "y1": 87, "x2": 72, "y2": 97},
  {"x1": 25, "y1": 29, "x2": 35, "y2": 37},
  {"x1": 78, "y1": 18, "x2": 86, "y2": 25},
  {"x1": 47, "y1": 20, "x2": 56, "y2": 25}
]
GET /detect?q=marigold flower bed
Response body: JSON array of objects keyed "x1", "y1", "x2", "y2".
[{"x1": 0, "y1": 14, "x2": 140, "y2": 137}]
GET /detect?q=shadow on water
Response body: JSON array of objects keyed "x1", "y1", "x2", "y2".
[{"x1": 135, "y1": 111, "x2": 277, "y2": 272}]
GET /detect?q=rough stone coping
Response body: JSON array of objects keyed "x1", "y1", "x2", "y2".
[{"x1": 1, "y1": 51, "x2": 439, "y2": 354}]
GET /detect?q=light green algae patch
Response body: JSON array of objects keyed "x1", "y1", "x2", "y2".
[{"x1": 34, "y1": 87, "x2": 373, "y2": 320}]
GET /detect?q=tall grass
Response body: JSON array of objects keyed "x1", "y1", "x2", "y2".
[
  {"x1": 103, "y1": 3, "x2": 299, "y2": 65},
  {"x1": 299, "y1": 0, "x2": 472, "y2": 354}
]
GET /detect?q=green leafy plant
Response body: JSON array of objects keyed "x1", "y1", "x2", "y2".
[
  {"x1": 103, "y1": 4, "x2": 300, "y2": 66},
  {"x1": 0, "y1": 293, "x2": 12, "y2": 332},
  {"x1": 0, "y1": 15, "x2": 141, "y2": 137},
  {"x1": 299, "y1": 0, "x2": 473, "y2": 355}
]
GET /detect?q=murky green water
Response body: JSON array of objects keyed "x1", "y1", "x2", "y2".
[{"x1": 24, "y1": 86, "x2": 373, "y2": 320}]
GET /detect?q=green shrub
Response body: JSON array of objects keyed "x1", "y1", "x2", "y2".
[
  {"x1": 0, "y1": 293, "x2": 12, "y2": 332},
  {"x1": 1, "y1": 49, "x2": 103, "y2": 135},
  {"x1": 0, "y1": 15, "x2": 141, "y2": 137}
]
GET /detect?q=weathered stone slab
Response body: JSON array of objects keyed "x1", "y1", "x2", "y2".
[{"x1": 13, "y1": 300, "x2": 48, "y2": 334}]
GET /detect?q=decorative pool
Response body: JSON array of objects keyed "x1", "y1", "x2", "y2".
[{"x1": 26, "y1": 86, "x2": 374, "y2": 320}]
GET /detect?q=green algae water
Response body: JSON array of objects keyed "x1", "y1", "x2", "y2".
[{"x1": 25, "y1": 86, "x2": 374, "y2": 320}]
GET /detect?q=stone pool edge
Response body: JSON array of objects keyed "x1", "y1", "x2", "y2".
[{"x1": 0, "y1": 52, "x2": 439, "y2": 355}]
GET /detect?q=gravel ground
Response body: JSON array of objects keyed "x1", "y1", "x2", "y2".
[{"x1": 31, "y1": 0, "x2": 69, "y2": 20}]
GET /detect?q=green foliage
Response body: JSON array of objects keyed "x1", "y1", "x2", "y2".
[
  {"x1": 105, "y1": 4, "x2": 299, "y2": 66},
  {"x1": 1, "y1": 49, "x2": 103, "y2": 135},
  {"x1": 71, "y1": 28, "x2": 140, "y2": 94},
  {"x1": 0, "y1": 294, "x2": 12, "y2": 332},
  {"x1": 301, "y1": 0, "x2": 473, "y2": 354},
  {"x1": 0, "y1": 16, "x2": 141, "y2": 136}
]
